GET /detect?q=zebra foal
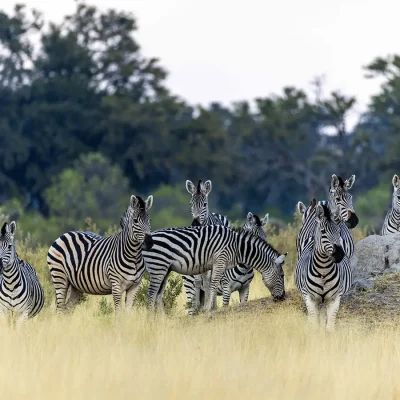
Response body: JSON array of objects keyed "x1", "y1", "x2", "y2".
[
  {"x1": 295, "y1": 203, "x2": 350, "y2": 331},
  {"x1": 47, "y1": 194, "x2": 153, "y2": 314},
  {"x1": 0, "y1": 222, "x2": 44, "y2": 327}
]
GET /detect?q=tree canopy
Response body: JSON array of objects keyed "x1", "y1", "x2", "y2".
[{"x1": 0, "y1": 2, "x2": 397, "y2": 242}]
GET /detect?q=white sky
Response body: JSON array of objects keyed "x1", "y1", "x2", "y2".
[{"x1": 3, "y1": 0, "x2": 397, "y2": 129}]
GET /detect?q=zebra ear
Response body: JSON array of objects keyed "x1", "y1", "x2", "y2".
[
  {"x1": 186, "y1": 180, "x2": 196, "y2": 195},
  {"x1": 315, "y1": 204, "x2": 325, "y2": 221},
  {"x1": 261, "y1": 213, "x2": 269, "y2": 226},
  {"x1": 202, "y1": 180, "x2": 212, "y2": 196},
  {"x1": 130, "y1": 195, "x2": 139, "y2": 209},
  {"x1": 344, "y1": 175, "x2": 355, "y2": 190},
  {"x1": 297, "y1": 202, "x2": 307, "y2": 215},
  {"x1": 275, "y1": 253, "x2": 287, "y2": 265},
  {"x1": 145, "y1": 195, "x2": 153, "y2": 211},
  {"x1": 247, "y1": 212, "x2": 254, "y2": 224},
  {"x1": 9, "y1": 221, "x2": 16, "y2": 237},
  {"x1": 393, "y1": 175, "x2": 400, "y2": 189},
  {"x1": 331, "y1": 174, "x2": 340, "y2": 190}
]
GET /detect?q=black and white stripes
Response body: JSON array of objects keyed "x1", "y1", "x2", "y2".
[
  {"x1": 144, "y1": 225, "x2": 287, "y2": 312},
  {"x1": 47, "y1": 194, "x2": 153, "y2": 314},
  {"x1": 295, "y1": 203, "x2": 350, "y2": 331},
  {"x1": 381, "y1": 174, "x2": 400, "y2": 235},
  {"x1": 0, "y1": 222, "x2": 44, "y2": 326}
]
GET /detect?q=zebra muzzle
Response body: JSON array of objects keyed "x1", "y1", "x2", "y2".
[
  {"x1": 330, "y1": 244, "x2": 345, "y2": 263},
  {"x1": 144, "y1": 234, "x2": 154, "y2": 250},
  {"x1": 345, "y1": 212, "x2": 359, "y2": 229}
]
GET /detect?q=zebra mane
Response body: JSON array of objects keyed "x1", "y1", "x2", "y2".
[
  {"x1": 253, "y1": 214, "x2": 262, "y2": 226},
  {"x1": 238, "y1": 229, "x2": 280, "y2": 255},
  {"x1": 136, "y1": 196, "x2": 146, "y2": 210},
  {"x1": 196, "y1": 180, "x2": 203, "y2": 193},
  {"x1": 1, "y1": 222, "x2": 7, "y2": 236}
]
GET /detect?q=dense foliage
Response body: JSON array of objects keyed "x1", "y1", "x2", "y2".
[{"x1": 0, "y1": 2, "x2": 397, "y2": 243}]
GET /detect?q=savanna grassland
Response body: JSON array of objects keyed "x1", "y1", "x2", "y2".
[{"x1": 4, "y1": 221, "x2": 400, "y2": 400}]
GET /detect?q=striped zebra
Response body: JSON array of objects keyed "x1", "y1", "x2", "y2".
[
  {"x1": 0, "y1": 222, "x2": 44, "y2": 327},
  {"x1": 144, "y1": 225, "x2": 287, "y2": 312},
  {"x1": 182, "y1": 179, "x2": 230, "y2": 312},
  {"x1": 47, "y1": 195, "x2": 153, "y2": 314},
  {"x1": 297, "y1": 174, "x2": 358, "y2": 259},
  {"x1": 188, "y1": 212, "x2": 270, "y2": 311},
  {"x1": 381, "y1": 174, "x2": 400, "y2": 235},
  {"x1": 295, "y1": 203, "x2": 351, "y2": 331}
]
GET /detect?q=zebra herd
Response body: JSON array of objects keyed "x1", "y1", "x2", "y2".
[{"x1": 2, "y1": 173, "x2": 400, "y2": 330}]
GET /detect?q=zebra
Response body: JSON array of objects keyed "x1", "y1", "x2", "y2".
[
  {"x1": 295, "y1": 203, "x2": 350, "y2": 331},
  {"x1": 144, "y1": 224, "x2": 287, "y2": 313},
  {"x1": 381, "y1": 174, "x2": 400, "y2": 235},
  {"x1": 190, "y1": 212, "x2": 270, "y2": 311},
  {"x1": 0, "y1": 221, "x2": 44, "y2": 327},
  {"x1": 182, "y1": 179, "x2": 230, "y2": 312},
  {"x1": 297, "y1": 174, "x2": 358, "y2": 259},
  {"x1": 47, "y1": 194, "x2": 153, "y2": 314}
]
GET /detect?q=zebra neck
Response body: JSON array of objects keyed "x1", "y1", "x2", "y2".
[
  {"x1": 2, "y1": 257, "x2": 22, "y2": 289},
  {"x1": 201, "y1": 206, "x2": 212, "y2": 225},
  {"x1": 121, "y1": 229, "x2": 144, "y2": 264},
  {"x1": 390, "y1": 207, "x2": 400, "y2": 224},
  {"x1": 311, "y1": 251, "x2": 335, "y2": 274}
]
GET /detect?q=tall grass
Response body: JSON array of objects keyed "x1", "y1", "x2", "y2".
[{"x1": 2, "y1": 219, "x2": 382, "y2": 399}]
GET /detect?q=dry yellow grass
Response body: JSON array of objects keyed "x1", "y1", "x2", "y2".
[
  {"x1": 3, "y1": 298, "x2": 400, "y2": 400},
  {"x1": 3, "y1": 223, "x2": 395, "y2": 399}
]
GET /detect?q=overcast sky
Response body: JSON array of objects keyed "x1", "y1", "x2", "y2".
[{"x1": 3, "y1": 0, "x2": 398, "y2": 128}]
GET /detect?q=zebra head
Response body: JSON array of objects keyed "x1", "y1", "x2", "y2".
[
  {"x1": 243, "y1": 212, "x2": 268, "y2": 241},
  {"x1": 0, "y1": 221, "x2": 17, "y2": 273},
  {"x1": 315, "y1": 204, "x2": 345, "y2": 263},
  {"x1": 329, "y1": 174, "x2": 359, "y2": 229},
  {"x1": 186, "y1": 179, "x2": 212, "y2": 224},
  {"x1": 127, "y1": 195, "x2": 153, "y2": 250},
  {"x1": 297, "y1": 198, "x2": 316, "y2": 222},
  {"x1": 391, "y1": 174, "x2": 400, "y2": 210},
  {"x1": 244, "y1": 233, "x2": 287, "y2": 301}
]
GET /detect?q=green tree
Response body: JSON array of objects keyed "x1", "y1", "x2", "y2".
[{"x1": 44, "y1": 153, "x2": 130, "y2": 232}]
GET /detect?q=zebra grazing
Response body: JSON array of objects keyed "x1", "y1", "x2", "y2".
[
  {"x1": 189, "y1": 212, "x2": 270, "y2": 310},
  {"x1": 0, "y1": 222, "x2": 44, "y2": 327},
  {"x1": 295, "y1": 203, "x2": 350, "y2": 331},
  {"x1": 47, "y1": 195, "x2": 153, "y2": 314},
  {"x1": 182, "y1": 179, "x2": 230, "y2": 312},
  {"x1": 381, "y1": 174, "x2": 400, "y2": 235},
  {"x1": 144, "y1": 225, "x2": 287, "y2": 313}
]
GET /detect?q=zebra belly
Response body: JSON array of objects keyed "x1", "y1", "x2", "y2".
[{"x1": 170, "y1": 259, "x2": 215, "y2": 275}]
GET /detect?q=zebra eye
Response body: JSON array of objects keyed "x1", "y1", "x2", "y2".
[
  {"x1": 7, "y1": 245, "x2": 12, "y2": 249},
  {"x1": 133, "y1": 218, "x2": 138, "y2": 224}
]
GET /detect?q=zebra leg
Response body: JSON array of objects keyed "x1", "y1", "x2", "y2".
[
  {"x1": 65, "y1": 286, "x2": 83, "y2": 311},
  {"x1": 193, "y1": 274, "x2": 203, "y2": 314},
  {"x1": 221, "y1": 279, "x2": 231, "y2": 307},
  {"x1": 125, "y1": 282, "x2": 141, "y2": 311},
  {"x1": 155, "y1": 271, "x2": 171, "y2": 313},
  {"x1": 16, "y1": 310, "x2": 29, "y2": 329},
  {"x1": 304, "y1": 294, "x2": 319, "y2": 326},
  {"x1": 147, "y1": 269, "x2": 168, "y2": 311},
  {"x1": 111, "y1": 281, "x2": 123, "y2": 314},
  {"x1": 182, "y1": 275, "x2": 196, "y2": 315},
  {"x1": 204, "y1": 264, "x2": 225, "y2": 312},
  {"x1": 325, "y1": 296, "x2": 341, "y2": 332},
  {"x1": 238, "y1": 284, "x2": 250, "y2": 303},
  {"x1": 48, "y1": 264, "x2": 71, "y2": 313}
]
